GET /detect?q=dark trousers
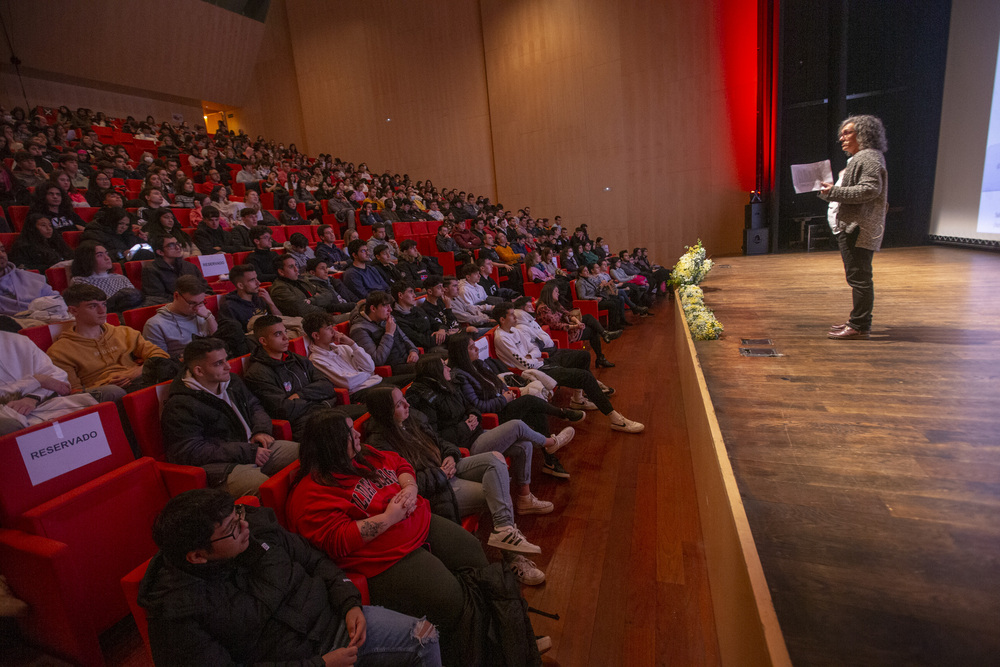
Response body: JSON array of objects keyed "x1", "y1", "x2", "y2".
[
  {"x1": 541, "y1": 347, "x2": 614, "y2": 414},
  {"x1": 366, "y1": 514, "x2": 489, "y2": 662},
  {"x1": 579, "y1": 313, "x2": 605, "y2": 358},
  {"x1": 837, "y1": 227, "x2": 875, "y2": 331},
  {"x1": 597, "y1": 297, "x2": 626, "y2": 329}
]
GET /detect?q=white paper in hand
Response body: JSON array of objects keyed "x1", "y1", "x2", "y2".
[{"x1": 790, "y1": 160, "x2": 834, "y2": 194}]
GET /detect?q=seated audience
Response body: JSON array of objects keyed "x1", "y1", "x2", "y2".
[
  {"x1": 286, "y1": 408, "x2": 545, "y2": 665},
  {"x1": 0, "y1": 239, "x2": 59, "y2": 316},
  {"x1": 140, "y1": 488, "x2": 442, "y2": 666},
  {"x1": 493, "y1": 301, "x2": 643, "y2": 433},
  {"x1": 9, "y1": 213, "x2": 72, "y2": 272},
  {"x1": 364, "y1": 385, "x2": 547, "y2": 584},
  {"x1": 304, "y1": 258, "x2": 358, "y2": 323},
  {"x1": 0, "y1": 330, "x2": 97, "y2": 435},
  {"x1": 31, "y1": 180, "x2": 85, "y2": 233},
  {"x1": 435, "y1": 224, "x2": 459, "y2": 253},
  {"x1": 574, "y1": 264, "x2": 629, "y2": 329},
  {"x1": 270, "y1": 254, "x2": 341, "y2": 318},
  {"x1": 477, "y1": 257, "x2": 519, "y2": 303},
  {"x1": 342, "y1": 239, "x2": 390, "y2": 301},
  {"x1": 406, "y1": 355, "x2": 565, "y2": 516},
  {"x1": 245, "y1": 225, "x2": 279, "y2": 282},
  {"x1": 283, "y1": 232, "x2": 315, "y2": 269},
  {"x1": 535, "y1": 281, "x2": 620, "y2": 368},
  {"x1": 365, "y1": 224, "x2": 399, "y2": 262},
  {"x1": 304, "y1": 312, "x2": 412, "y2": 403},
  {"x1": 349, "y1": 290, "x2": 420, "y2": 376},
  {"x1": 218, "y1": 263, "x2": 281, "y2": 332},
  {"x1": 160, "y1": 338, "x2": 298, "y2": 494},
  {"x1": 135, "y1": 187, "x2": 170, "y2": 224},
  {"x1": 397, "y1": 240, "x2": 443, "y2": 288},
  {"x1": 419, "y1": 276, "x2": 473, "y2": 338},
  {"x1": 451, "y1": 264, "x2": 494, "y2": 328},
  {"x1": 81, "y1": 206, "x2": 151, "y2": 263},
  {"x1": 48, "y1": 284, "x2": 168, "y2": 402},
  {"x1": 314, "y1": 224, "x2": 351, "y2": 270},
  {"x1": 144, "y1": 207, "x2": 197, "y2": 258},
  {"x1": 447, "y1": 333, "x2": 582, "y2": 479},
  {"x1": 372, "y1": 243, "x2": 403, "y2": 285},
  {"x1": 143, "y1": 275, "x2": 219, "y2": 359},
  {"x1": 279, "y1": 196, "x2": 305, "y2": 225},
  {"x1": 390, "y1": 281, "x2": 447, "y2": 352},
  {"x1": 194, "y1": 205, "x2": 247, "y2": 255},
  {"x1": 243, "y1": 315, "x2": 341, "y2": 437},
  {"x1": 141, "y1": 235, "x2": 209, "y2": 306},
  {"x1": 69, "y1": 241, "x2": 143, "y2": 312},
  {"x1": 12, "y1": 150, "x2": 49, "y2": 190}
]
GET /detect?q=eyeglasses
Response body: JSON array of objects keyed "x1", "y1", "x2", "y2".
[{"x1": 211, "y1": 505, "x2": 245, "y2": 542}]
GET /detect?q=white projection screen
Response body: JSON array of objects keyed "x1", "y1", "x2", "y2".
[{"x1": 930, "y1": 0, "x2": 1000, "y2": 245}]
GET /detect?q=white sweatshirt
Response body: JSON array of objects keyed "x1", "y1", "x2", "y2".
[
  {"x1": 494, "y1": 326, "x2": 545, "y2": 371},
  {"x1": 308, "y1": 342, "x2": 382, "y2": 394}
]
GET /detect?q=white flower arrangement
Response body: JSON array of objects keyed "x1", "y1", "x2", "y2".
[
  {"x1": 676, "y1": 260, "x2": 723, "y2": 340},
  {"x1": 669, "y1": 240, "x2": 715, "y2": 287}
]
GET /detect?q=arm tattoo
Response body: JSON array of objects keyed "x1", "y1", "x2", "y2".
[{"x1": 360, "y1": 520, "x2": 383, "y2": 539}]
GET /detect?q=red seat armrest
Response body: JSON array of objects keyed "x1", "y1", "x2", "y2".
[{"x1": 271, "y1": 420, "x2": 293, "y2": 439}]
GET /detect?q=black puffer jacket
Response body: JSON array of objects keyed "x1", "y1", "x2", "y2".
[
  {"x1": 138, "y1": 506, "x2": 362, "y2": 666},
  {"x1": 405, "y1": 377, "x2": 482, "y2": 449},
  {"x1": 454, "y1": 562, "x2": 542, "y2": 667},
  {"x1": 365, "y1": 410, "x2": 462, "y2": 523},
  {"x1": 160, "y1": 372, "x2": 271, "y2": 485}
]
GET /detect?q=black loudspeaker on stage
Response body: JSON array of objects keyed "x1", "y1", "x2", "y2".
[
  {"x1": 744, "y1": 200, "x2": 768, "y2": 255},
  {"x1": 744, "y1": 227, "x2": 768, "y2": 255}
]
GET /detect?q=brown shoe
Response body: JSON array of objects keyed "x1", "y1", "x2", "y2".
[
  {"x1": 829, "y1": 322, "x2": 849, "y2": 332},
  {"x1": 828, "y1": 326, "x2": 869, "y2": 340}
]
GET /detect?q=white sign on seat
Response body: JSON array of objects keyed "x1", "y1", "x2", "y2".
[
  {"x1": 198, "y1": 253, "x2": 229, "y2": 278},
  {"x1": 16, "y1": 411, "x2": 112, "y2": 485}
]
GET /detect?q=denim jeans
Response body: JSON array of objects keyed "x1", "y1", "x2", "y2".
[
  {"x1": 469, "y1": 419, "x2": 545, "y2": 485},
  {"x1": 451, "y1": 451, "x2": 514, "y2": 527},
  {"x1": 330, "y1": 605, "x2": 442, "y2": 667}
]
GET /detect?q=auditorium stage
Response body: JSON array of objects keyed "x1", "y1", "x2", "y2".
[{"x1": 691, "y1": 246, "x2": 1000, "y2": 666}]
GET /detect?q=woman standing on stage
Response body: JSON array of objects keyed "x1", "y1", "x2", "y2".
[{"x1": 819, "y1": 114, "x2": 888, "y2": 340}]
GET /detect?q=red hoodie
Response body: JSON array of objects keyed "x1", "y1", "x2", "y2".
[{"x1": 286, "y1": 446, "x2": 431, "y2": 578}]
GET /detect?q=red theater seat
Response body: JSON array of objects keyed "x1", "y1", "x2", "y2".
[{"x1": 0, "y1": 457, "x2": 205, "y2": 667}]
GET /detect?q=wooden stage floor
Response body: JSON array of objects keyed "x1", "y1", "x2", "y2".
[{"x1": 694, "y1": 246, "x2": 1000, "y2": 666}]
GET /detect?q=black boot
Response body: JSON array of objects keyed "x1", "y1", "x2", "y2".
[{"x1": 595, "y1": 355, "x2": 615, "y2": 368}]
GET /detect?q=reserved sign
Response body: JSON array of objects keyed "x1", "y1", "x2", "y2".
[
  {"x1": 198, "y1": 253, "x2": 229, "y2": 278},
  {"x1": 16, "y1": 411, "x2": 112, "y2": 485},
  {"x1": 475, "y1": 336, "x2": 490, "y2": 360}
]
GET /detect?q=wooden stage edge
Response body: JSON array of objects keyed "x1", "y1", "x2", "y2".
[{"x1": 673, "y1": 291, "x2": 793, "y2": 667}]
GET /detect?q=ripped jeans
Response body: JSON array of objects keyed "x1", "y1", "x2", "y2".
[{"x1": 328, "y1": 604, "x2": 442, "y2": 666}]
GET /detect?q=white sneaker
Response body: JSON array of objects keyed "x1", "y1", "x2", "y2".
[
  {"x1": 516, "y1": 493, "x2": 554, "y2": 515},
  {"x1": 569, "y1": 397, "x2": 599, "y2": 411},
  {"x1": 507, "y1": 554, "x2": 546, "y2": 585},
  {"x1": 488, "y1": 524, "x2": 542, "y2": 553},
  {"x1": 611, "y1": 417, "x2": 645, "y2": 433},
  {"x1": 545, "y1": 426, "x2": 575, "y2": 454}
]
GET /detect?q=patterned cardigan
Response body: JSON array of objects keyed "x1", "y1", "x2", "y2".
[{"x1": 819, "y1": 148, "x2": 888, "y2": 251}]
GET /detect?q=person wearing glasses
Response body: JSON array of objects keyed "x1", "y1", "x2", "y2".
[
  {"x1": 141, "y1": 234, "x2": 211, "y2": 306},
  {"x1": 139, "y1": 488, "x2": 442, "y2": 666},
  {"x1": 819, "y1": 114, "x2": 889, "y2": 340},
  {"x1": 142, "y1": 275, "x2": 219, "y2": 359}
]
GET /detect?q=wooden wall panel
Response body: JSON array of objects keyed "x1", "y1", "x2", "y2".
[
  {"x1": 0, "y1": 70, "x2": 202, "y2": 126},
  {"x1": 284, "y1": 0, "x2": 496, "y2": 198},
  {"x1": 235, "y1": 0, "x2": 309, "y2": 151},
  {"x1": 0, "y1": 0, "x2": 265, "y2": 107},
  {"x1": 482, "y1": 0, "x2": 749, "y2": 262}
]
